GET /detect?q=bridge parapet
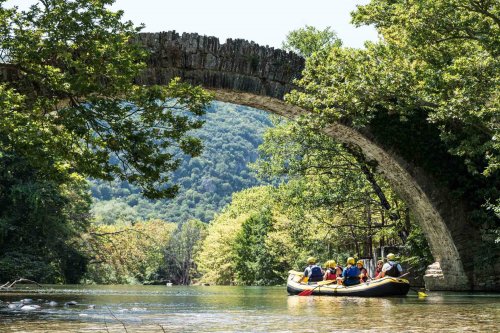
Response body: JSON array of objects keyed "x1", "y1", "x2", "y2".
[{"x1": 133, "y1": 31, "x2": 304, "y2": 99}]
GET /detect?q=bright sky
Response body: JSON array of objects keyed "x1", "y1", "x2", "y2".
[{"x1": 5, "y1": 0, "x2": 378, "y2": 48}]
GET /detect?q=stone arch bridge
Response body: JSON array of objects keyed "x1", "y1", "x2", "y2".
[
  {"x1": 0, "y1": 31, "x2": 496, "y2": 291},
  {"x1": 132, "y1": 31, "x2": 498, "y2": 291}
]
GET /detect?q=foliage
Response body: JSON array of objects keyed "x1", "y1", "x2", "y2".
[
  {"x1": 287, "y1": 0, "x2": 499, "y2": 178},
  {"x1": 90, "y1": 102, "x2": 273, "y2": 223},
  {"x1": 252, "y1": 117, "x2": 422, "y2": 253},
  {"x1": 0, "y1": 0, "x2": 212, "y2": 199},
  {"x1": 196, "y1": 212, "x2": 246, "y2": 285},
  {"x1": 196, "y1": 110, "x2": 435, "y2": 285},
  {"x1": 282, "y1": 25, "x2": 342, "y2": 57},
  {"x1": 197, "y1": 186, "x2": 333, "y2": 285},
  {"x1": 196, "y1": 175, "x2": 423, "y2": 285},
  {"x1": 282, "y1": 2, "x2": 500, "y2": 272},
  {"x1": 0, "y1": 153, "x2": 91, "y2": 283},
  {"x1": 81, "y1": 219, "x2": 176, "y2": 284},
  {"x1": 161, "y1": 219, "x2": 206, "y2": 285},
  {"x1": 234, "y1": 210, "x2": 282, "y2": 285},
  {"x1": 353, "y1": 0, "x2": 499, "y2": 177}
]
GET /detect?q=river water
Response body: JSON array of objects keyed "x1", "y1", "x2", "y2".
[{"x1": 0, "y1": 285, "x2": 498, "y2": 332}]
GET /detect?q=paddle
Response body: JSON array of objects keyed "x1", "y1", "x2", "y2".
[
  {"x1": 298, "y1": 280, "x2": 336, "y2": 296},
  {"x1": 396, "y1": 272, "x2": 428, "y2": 297}
]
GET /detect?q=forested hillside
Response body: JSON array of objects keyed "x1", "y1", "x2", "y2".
[{"x1": 90, "y1": 101, "x2": 272, "y2": 223}]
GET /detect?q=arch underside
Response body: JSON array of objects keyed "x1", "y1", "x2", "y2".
[{"x1": 212, "y1": 90, "x2": 470, "y2": 291}]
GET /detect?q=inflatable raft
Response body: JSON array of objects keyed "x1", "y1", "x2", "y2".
[{"x1": 287, "y1": 270, "x2": 410, "y2": 297}]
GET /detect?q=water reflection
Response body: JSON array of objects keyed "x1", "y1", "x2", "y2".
[{"x1": 0, "y1": 285, "x2": 498, "y2": 332}]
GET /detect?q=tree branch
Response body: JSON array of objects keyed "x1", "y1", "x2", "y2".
[{"x1": 0, "y1": 278, "x2": 43, "y2": 289}]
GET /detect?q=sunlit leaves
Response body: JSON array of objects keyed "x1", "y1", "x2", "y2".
[
  {"x1": 350, "y1": 0, "x2": 500, "y2": 175},
  {"x1": 282, "y1": 25, "x2": 342, "y2": 58},
  {"x1": 0, "y1": 0, "x2": 212, "y2": 198},
  {"x1": 81, "y1": 219, "x2": 176, "y2": 284}
]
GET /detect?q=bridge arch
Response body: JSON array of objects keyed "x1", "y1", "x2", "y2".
[
  {"x1": 133, "y1": 31, "x2": 481, "y2": 290},
  {"x1": 214, "y1": 91, "x2": 469, "y2": 291}
]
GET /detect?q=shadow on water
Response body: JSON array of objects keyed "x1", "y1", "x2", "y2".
[{"x1": 0, "y1": 285, "x2": 498, "y2": 332}]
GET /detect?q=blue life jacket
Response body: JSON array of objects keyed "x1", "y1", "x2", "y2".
[
  {"x1": 305, "y1": 265, "x2": 323, "y2": 282},
  {"x1": 343, "y1": 266, "x2": 361, "y2": 286}
]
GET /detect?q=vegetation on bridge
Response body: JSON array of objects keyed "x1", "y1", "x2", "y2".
[{"x1": 283, "y1": 0, "x2": 499, "y2": 272}]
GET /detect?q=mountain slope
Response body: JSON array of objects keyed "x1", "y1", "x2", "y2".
[{"x1": 90, "y1": 101, "x2": 273, "y2": 223}]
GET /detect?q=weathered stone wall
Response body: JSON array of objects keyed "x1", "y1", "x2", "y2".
[{"x1": 133, "y1": 31, "x2": 304, "y2": 100}]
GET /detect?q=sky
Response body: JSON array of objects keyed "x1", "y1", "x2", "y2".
[{"x1": 4, "y1": 0, "x2": 378, "y2": 49}]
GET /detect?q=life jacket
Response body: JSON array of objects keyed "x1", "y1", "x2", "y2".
[
  {"x1": 325, "y1": 268, "x2": 337, "y2": 280},
  {"x1": 343, "y1": 266, "x2": 361, "y2": 280},
  {"x1": 385, "y1": 262, "x2": 401, "y2": 277},
  {"x1": 342, "y1": 266, "x2": 361, "y2": 286},
  {"x1": 306, "y1": 265, "x2": 323, "y2": 282}
]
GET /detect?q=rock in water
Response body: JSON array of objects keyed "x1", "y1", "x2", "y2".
[{"x1": 20, "y1": 305, "x2": 40, "y2": 311}]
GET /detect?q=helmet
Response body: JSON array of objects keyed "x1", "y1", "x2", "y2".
[
  {"x1": 347, "y1": 257, "x2": 355, "y2": 265},
  {"x1": 307, "y1": 257, "x2": 317, "y2": 265},
  {"x1": 327, "y1": 260, "x2": 337, "y2": 268},
  {"x1": 386, "y1": 253, "x2": 396, "y2": 261},
  {"x1": 357, "y1": 260, "x2": 364, "y2": 266}
]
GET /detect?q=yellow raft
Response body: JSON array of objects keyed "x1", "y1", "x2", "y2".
[{"x1": 287, "y1": 270, "x2": 410, "y2": 297}]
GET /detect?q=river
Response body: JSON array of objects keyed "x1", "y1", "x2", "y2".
[{"x1": 0, "y1": 285, "x2": 498, "y2": 332}]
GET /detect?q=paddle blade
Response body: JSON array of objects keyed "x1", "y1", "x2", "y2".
[
  {"x1": 418, "y1": 291, "x2": 428, "y2": 298},
  {"x1": 298, "y1": 289, "x2": 314, "y2": 296}
]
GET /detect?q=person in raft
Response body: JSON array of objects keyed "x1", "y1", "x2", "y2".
[
  {"x1": 341, "y1": 257, "x2": 361, "y2": 286},
  {"x1": 377, "y1": 253, "x2": 403, "y2": 278},
  {"x1": 323, "y1": 260, "x2": 340, "y2": 281},
  {"x1": 357, "y1": 260, "x2": 369, "y2": 283},
  {"x1": 374, "y1": 259, "x2": 384, "y2": 279},
  {"x1": 302, "y1": 257, "x2": 324, "y2": 283}
]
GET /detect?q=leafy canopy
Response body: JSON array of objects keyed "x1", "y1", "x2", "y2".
[
  {"x1": 0, "y1": 0, "x2": 212, "y2": 199},
  {"x1": 0, "y1": 152, "x2": 91, "y2": 283},
  {"x1": 282, "y1": 25, "x2": 342, "y2": 58},
  {"x1": 287, "y1": 0, "x2": 499, "y2": 177}
]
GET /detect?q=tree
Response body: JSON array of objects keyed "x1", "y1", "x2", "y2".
[
  {"x1": 0, "y1": 153, "x2": 91, "y2": 283},
  {"x1": 81, "y1": 219, "x2": 176, "y2": 284},
  {"x1": 252, "y1": 118, "x2": 423, "y2": 260},
  {"x1": 351, "y1": 0, "x2": 499, "y2": 176},
  {"x1": 197, "y1": 187, "x2": 276, "y2": 285},
  {"x1": 196, "y1": 186, "x2": 330, "y2": 285},
  {"x1": 287, "y1": 1, "x2": 498, "y2": 178},
  {"x1": 283, "y1": 1, "x2": 499, "y2": 268},
  {"x1": 282, "y1": 25, "x2": 341, "y2": 58},
  {"x1": 0, "y1": 0, "x2": 212, "y2": 199},
  {"x1": 234, "y1": 210, "x2": 282, "y2": 285},
  {"x1": 161, "y1": 219, "x2": 206, "y2": 285},
  {"x1": 196, "y1": 213, "x2": 244, "y2": 285}
]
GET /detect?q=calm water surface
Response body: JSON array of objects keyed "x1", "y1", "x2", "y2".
[{"x1": 0, "y1": 285, "x2": 498, "y2": 332}]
